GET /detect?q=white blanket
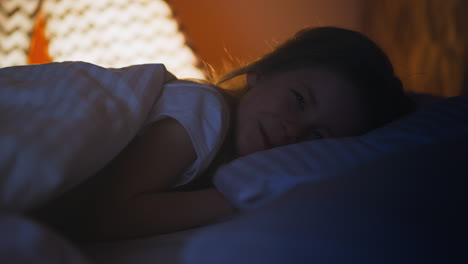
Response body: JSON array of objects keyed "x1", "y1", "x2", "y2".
[{"x1": 0, "y1": 62, "x2": 174, "y2": 212}]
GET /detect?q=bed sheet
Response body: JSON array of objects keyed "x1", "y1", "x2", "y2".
[
  {"x1": 0, "y1": 214, "x2": 91, "y2": 264},
  {"x1": 86, "y1": 138, "x2": 468, "y2": 264}
]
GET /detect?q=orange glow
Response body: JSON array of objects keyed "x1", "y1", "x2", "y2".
[
  {"x1": 170, "y1": 0, "x2": 364, "y2": 73},
  {"x1": 28, "y1": 11, "x2": 52, "y2": 65}
]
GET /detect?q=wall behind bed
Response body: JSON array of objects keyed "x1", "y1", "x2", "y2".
[
  {"x1": 362, "y1": 0, "x2": 468, "y2": 97},
  {"x1": 4, "y1": 0, "x2": 467, "y2": 97},
  {"x1": 170, "y1": 0, "x2": 467, "y2": 97},
  {"x1": 169, "y1": 0, "x2": 364, "y2": 73}
]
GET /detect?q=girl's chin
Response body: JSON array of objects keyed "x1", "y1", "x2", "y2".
[{"x1": 235, "y1": 130, "x2": 270, "y2": 156}]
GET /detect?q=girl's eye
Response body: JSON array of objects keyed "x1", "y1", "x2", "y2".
[
  {"x1": 301, "y1": 130, "x2": 323, "y2": 141},
  {"x1": 310, "y1": 130, "x2": 323, "y2": 139},
  {"x1": 290, "y1": 89, "x2": 305, "y2": 111}
]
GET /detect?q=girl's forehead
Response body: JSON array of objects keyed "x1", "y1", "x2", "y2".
[
  {"x1": 271, "y1": 67, "x2": 342, "y2": 81},
  {"x1": 274, "y1": 67, "x2": 352, "y2": 91}
]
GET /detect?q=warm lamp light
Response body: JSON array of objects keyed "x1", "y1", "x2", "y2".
[
  {"x1": 43, "y1": 0, "x2": 204, "y2": 78},
  {"x1": 1, "y1": 0, "x2": 204, "y2": 79}
]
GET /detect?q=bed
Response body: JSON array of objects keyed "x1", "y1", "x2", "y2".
[{"x1": 1, "y1": 63, "x2": 467, "y2": 263}]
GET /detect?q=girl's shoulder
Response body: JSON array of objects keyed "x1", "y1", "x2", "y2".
[
  {"x1": 165, "y1": 79, "x2": 220, "y2": 93},
  {"x1": 141, "y1": 79, "x2": 231, "y2": 188},
  {"x1": 164, "y1": 79, "x2": 237, "y2": 107}
]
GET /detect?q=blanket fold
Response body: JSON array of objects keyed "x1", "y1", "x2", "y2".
[{"x1": 0, "y1": 62, "x2": 174, "y2": 212}]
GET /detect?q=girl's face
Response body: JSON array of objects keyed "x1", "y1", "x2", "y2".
[{"x1": 235, "y1": 67, "x2": 370, "y2": 156}]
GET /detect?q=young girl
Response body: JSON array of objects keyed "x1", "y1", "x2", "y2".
[{"x1": 28, "y1": 27, "x2": 415, "y2": 242}]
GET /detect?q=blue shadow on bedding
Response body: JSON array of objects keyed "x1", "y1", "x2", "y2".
[{"x1": 182, "y1": 139, "x2": 468, "y2": 264}]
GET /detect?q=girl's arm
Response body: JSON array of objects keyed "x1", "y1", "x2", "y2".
[
  {"x1": 93, "y1": 117, "x2": 236, "y2": 241},
  {"x1": 96, "y1": 188, "x2": 236, "y2": 241}
]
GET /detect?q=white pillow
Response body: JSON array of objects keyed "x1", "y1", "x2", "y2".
[{"x1": 213, "y1": 96, "x2": 468, "y2": 210}]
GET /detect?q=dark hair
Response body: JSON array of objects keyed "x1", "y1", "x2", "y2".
[{"x1": 218, "y1": 26, "x2": 415, "y2": 131}]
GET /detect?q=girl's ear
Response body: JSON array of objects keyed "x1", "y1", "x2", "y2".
[{"x1": 246, "y1": 71, "x2": 259, "y2": 87}]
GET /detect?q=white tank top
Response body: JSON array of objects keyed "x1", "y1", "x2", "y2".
[{"x1": 140, "y1": 80, "x2": 230, "y2": 187}]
